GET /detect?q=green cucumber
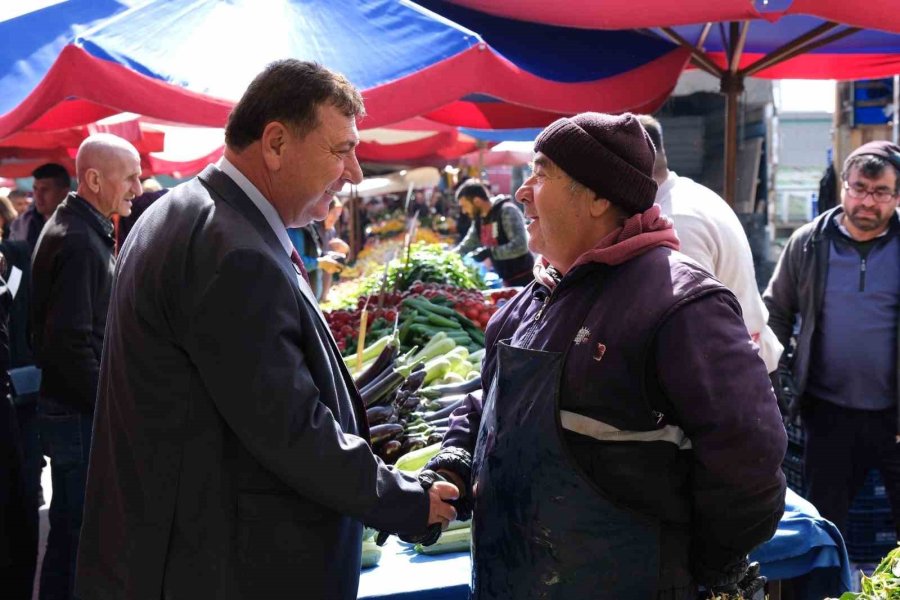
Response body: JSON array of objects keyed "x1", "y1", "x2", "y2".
[
  {"x1": 361, "y1": 539, "x2": 383, "y2": 568},
  {"x1": 415, "y1": 526, "x2": 471, "y2": 555}
]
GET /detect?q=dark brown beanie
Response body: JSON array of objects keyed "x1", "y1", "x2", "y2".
[
  {"x1": 845, "y1": 140, "x2": 900, "y2": 173},
  {"x1": 534, "y1": 112, "x2": 658, "y2": 215}
]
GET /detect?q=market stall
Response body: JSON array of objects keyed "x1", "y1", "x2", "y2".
[{"x1": 358, "y1": 489, "x2": 852, "y2": 600}]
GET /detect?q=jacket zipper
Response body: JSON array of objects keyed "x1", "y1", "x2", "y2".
[
  {"x1": 859, "y1": 257, "x2": 867, "y2": 292},
  {"x1": 520, "y1": 288, "x2": 555, "y2": 347}
]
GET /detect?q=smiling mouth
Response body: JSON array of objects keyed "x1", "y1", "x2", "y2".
[{"x1": 524, "y1": 216, "x2": 537, "y2": 226}]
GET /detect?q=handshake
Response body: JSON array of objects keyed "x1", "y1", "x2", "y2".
[{"x1": 376, "y1": 470, "x2": 462, "y2": 547}]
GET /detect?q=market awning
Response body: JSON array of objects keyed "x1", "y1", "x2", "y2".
[{"x1": 0, "y1": 0, "x2": 688, "y2": 140}]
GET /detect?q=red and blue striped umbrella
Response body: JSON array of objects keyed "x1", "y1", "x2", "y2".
[{"x1": 0, "y1": 0, "x2": 689, "y2": 140}]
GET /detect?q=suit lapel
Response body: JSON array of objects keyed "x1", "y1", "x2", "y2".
[{"x1": 197, "y1": 165, "x2": 369, "y2": 437}]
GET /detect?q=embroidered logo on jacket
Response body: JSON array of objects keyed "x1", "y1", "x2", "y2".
[
  {"x1": 594, "y1": 343, "x2": 607, "y2": 362},
  {"x1": 574, "y1": 327, "x2": 591, "y2": 345}
]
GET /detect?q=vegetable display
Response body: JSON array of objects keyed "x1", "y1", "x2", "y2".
[
  {"x1": 348, "y1": 332, "x2": 482, "y2": 467},
  {"x1": 828, "y1": 545, "x2": 900, "y2": 599},
  {"x1": 325, "y1": 282, "x2": 502, "y2": 354}
]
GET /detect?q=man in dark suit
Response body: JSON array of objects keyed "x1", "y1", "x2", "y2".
[{"x1": 75, "y1": 60, "x2": 458, "y2": 600}]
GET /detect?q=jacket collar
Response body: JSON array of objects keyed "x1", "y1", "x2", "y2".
[
  {"x1": 63, "y1": 194, "x2": 115, "y2": 246},
  {"x1": 810, "y1": 205, "x2": 900, "y2": 247}
]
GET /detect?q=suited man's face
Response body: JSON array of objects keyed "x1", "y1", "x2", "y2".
[{"x1": 265, "y1": 103, "x2": 364, "y2": 228}]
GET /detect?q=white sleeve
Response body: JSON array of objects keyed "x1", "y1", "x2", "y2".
[{"x1": 672, "y1": 202, "x2": 784, "y2": 373}]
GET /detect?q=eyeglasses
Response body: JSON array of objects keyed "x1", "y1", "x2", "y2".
[{"x1": 843, "y1": 181, "x2": 898, "y2": 204}]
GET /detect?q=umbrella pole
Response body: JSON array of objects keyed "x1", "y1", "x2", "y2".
[{"x1": 723, "y1": 75, "x2": 742, "y2": 207}]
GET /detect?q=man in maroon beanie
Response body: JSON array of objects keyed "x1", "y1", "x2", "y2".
[{"x1": 424, "y1": 112, "x2": 787, "y2": 599}]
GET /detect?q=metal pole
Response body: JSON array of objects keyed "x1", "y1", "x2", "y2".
[
  {"x1": 894, "y1": 74, "x2": 899, "y2": 144},
  {"x1": 725, "y1": 84, "x2": 740, "y2": 207}
]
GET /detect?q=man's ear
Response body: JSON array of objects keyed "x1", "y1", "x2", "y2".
[
  {"x1": 588, "y1": 195, "x2": 614, "y2": 218},
  {"x1": 260, "y1": 121, "x2": 289, "y2": 172},
  {"x1": 84, "y1": 168, "x2": 102, "y2": 194}
]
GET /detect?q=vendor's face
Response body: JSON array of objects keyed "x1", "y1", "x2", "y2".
[
  {"x1": 516, "y1": 153, "x2": 594, "y2": 273},
  {"x1": 458, "y1": 197, "x2": 475, "y2": 218},
  {"x1": 271, "y1": 103, "x2": 363, "y2": 227}
]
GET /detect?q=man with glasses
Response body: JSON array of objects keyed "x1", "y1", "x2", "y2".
[{"x1": 764, "y1": 140, "x2": 900, "y2": 538}]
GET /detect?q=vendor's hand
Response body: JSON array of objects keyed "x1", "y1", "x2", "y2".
[
  {"x1": 428, "y1": 480, "x2": 458, "y2": 529},
  {"x1": 328, "y1": 238, "x2": 350, "y2": 255},
  {"x1": 317, "y1": 255, "x2": 344, "y2": 274},
  {"x1": 472, "y1": 247, "x2": 491, "y2": 262},
  {"x1": 704, "y1": 560, "x2": 765, "y2": 600}
]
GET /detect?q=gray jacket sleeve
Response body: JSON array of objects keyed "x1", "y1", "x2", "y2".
[
  {"x1": 763, "y1": 233, "x2": 803, "y2": 352},
  {"x1": 454, "y1": 220, "x2": 481, "y2": 256},
  {"x1": 183, "y1": 248, "x2": 429, "y2": 533},
  {"x1": 490, "y1": 205, "x2": 529, "y2": 260}
]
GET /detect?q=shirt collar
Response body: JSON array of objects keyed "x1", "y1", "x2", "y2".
[
  {"x1": 70, "y1": 194, "x2": 114, "y2": 238},
  {"x1": 217, "y1": 156, "x2": 293, "y2": 257},
  {"x1": 833, "y1": 211, "x2": 891, "y2": 240}
]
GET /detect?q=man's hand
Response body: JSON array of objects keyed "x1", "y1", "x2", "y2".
[
  {"x1": 437, "y1": 470, "x2": 466, "y2": 498},
  {"x1": 427, "y1": 480, "x2": 458, "y2": 530},
  {"x1": 467, "y1": 247, "x2": 491, "y2": 262},
  {"x1": 375, "y1": 470, "x2": 459, "y2": 547}
]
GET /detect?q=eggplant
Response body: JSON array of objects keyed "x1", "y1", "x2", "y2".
[
  {"x1": 355, "y1": 342, "x2": 399, "y2": 389},
  {"x1": 381, "y1": 440, "x2": 403, "y2": 464},
  {"x1": 366, "y1": 405, "x2": 395, "y2": 427},
  {"x1": 360, "y1": 371, "x2": 403, "y2": 407},
  {"x1": 420, "y1": 377, "x2": 481, "y2": 399},
  {"x1": 399, "y1": 394, "x2": 422, "y2": 414},
  {"x1": 401, "y1": 436, "x2": 428, "y2": 453},
  {"x1": 423, "y1": 393, "x2": 468, "y2": 412},
  {"x1": 370, "y1": 423, "x2": 404, "y2": 445},
  {"x1": 401, "y1": 369, "x2": 427, "y2": 393},
  {"x1": 422, "y1": 399, "x2": 465, "y2": 422}
]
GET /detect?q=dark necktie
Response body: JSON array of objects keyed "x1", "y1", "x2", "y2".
[{"x1": 290, "y1": 248, "x2": 311, "y2": 285}]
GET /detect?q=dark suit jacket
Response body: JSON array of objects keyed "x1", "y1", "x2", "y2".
[{"x1": 75, "y1": 166, "x2": 429, "y2": 600}]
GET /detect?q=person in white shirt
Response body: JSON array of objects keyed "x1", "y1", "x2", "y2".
[{"x1": 638, "y1": 115, "x2": 782, "y2": 373}]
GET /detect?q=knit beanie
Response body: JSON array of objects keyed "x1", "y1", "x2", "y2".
[
  {"x1": 845, "y1": 140, "x2": 900, "y2": 173},
  {"x1": 534, "y1": 112, "x2": 658, "y2": 215}
]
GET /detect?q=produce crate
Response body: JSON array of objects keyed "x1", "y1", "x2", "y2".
[
  {"x1": 782, "y1": 447, "x2": 805, "y2": 495},
  {"x1": 850, "y1": 470, "x2": 889, "y2": 512},
  {"x1": 846, "y1": 505, "x2": 897, "y2": 563},
  {"x1": 785, "y1": 421, "x2": 806, "y2": 450}
]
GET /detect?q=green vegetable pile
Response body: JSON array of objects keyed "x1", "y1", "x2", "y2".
[
  {"x1": 829, "y1": 545, "x2": 900, "y2": 599},
  {"x1": 349, "y1": 243, "x2": 484, "y2": 305}
]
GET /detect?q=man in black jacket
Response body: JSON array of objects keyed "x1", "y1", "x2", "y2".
[{"x1": 31, "y1": 133, "x2": 141, "y2": 600}]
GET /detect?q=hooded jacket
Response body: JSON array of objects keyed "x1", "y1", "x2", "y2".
[{"x1": 434, "y1": 207, "x2": 787, "y2": 590}]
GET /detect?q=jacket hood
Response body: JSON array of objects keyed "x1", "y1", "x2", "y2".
[{"x1": 533, "y1": 204, "x2": 679, "y2": 289}]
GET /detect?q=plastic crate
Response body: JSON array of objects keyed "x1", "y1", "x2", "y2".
[
  {"x1": 851, "y1": 470, "x2": 889, "y2": 512},
  {"x1": 785, "y1": 421, "x2": 806, "y2": 449},
  {"x1": 846, "y1": 506, "x2": 897, "y2": 563}
]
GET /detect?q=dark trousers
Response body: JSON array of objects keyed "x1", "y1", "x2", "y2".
[
  {"x1": 1, "y1": 397, "x2": 38, "y2": 599},
  {"x1": 16, "y1": 400, "x2": 42, "y2": 536},
  {"x1": 803, "y1": 400, "x2": 900, "y2": 536},
  {"x1": 37, "y1": 398, "x2": 92, "y2": 600}
]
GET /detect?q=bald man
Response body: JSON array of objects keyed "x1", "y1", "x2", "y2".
[{"x1": 31, "y1": 133, "x2": 141, "y2": 600}]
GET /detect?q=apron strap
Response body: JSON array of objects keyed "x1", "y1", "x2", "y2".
[{"x1": 559, "y1": 410, "x2": 693, "y2": 449}]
